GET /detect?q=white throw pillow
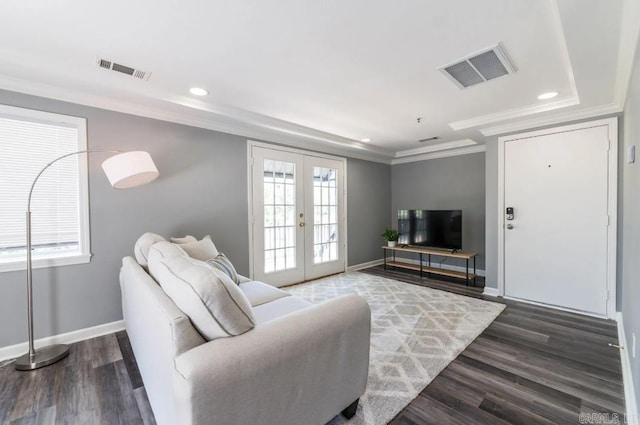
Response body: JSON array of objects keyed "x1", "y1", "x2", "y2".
[
  {"x1": 134, "y1": 232, "x2": 166, "y2": 268},
  {"x1": 175, "y1": 235, "x2": 219, "y2": 260},
  {"x1": 148, "y1": 241, "x2": 255, "y2": 340},
  {"x1": 170, "y1": 235, "x2": 198, "y2": 244}
]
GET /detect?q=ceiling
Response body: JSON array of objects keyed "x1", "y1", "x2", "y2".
[{"x1": 0, "y1": 0, "x2": 638, "y2": 163}]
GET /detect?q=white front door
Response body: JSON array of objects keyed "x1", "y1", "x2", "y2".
[
  {"x1": 502, "y1": 122, "x2": 614, "y2": 316},
  {"x1": 250, "y1": 146, "x2": 345, "y2": 287}
]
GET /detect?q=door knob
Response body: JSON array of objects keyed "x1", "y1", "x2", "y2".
[
  {"x1": 506, "y1": 224, "x2": 514, "y2": 230},
  {"x1": 299, "y1": 222, "x2": 305, "y2": 227}
]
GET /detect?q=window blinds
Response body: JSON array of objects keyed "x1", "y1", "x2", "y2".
[{"x1": 0, "y1": 114, "x2": 80, "y2": 259}]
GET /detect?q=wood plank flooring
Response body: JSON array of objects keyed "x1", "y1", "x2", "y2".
[
  {"x1": 0, "y1": 332, "x2": 155, "y2": 425},
  {"x1": 0, "y1": 266, "x2": 625, "y2": 424},
  {"x1": 363, "y1": 265, "x2": 625, "y2": 425}
]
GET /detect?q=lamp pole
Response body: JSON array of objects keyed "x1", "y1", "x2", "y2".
[{"x1": 16, "y1": 150, "x2": 121, "y2": 371}]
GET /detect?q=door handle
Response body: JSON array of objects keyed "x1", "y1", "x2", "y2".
[
  {"x1": 299, "y1": 222, "x2": 305, "y2": 227},
  {"x1": 506, "y1": 224, "x2": 514, "y2": 230}
]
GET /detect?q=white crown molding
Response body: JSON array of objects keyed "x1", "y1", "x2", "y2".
[
  {"x1": 395, "y1": 139, "x2": 477, "y2": 158},
  {"x1": 613, "y1": 0, "x2": 640, "y2": 108},
  {"x1": 479, "y1": 102, "x2": 622, "y2": 136},
  {"x1": 0, "y1": 75, "x2": 490, "y2": 165},
  {"x1": 448, "y1": 0, "x2": 580, "y2": 133},
  {"x1": 448, "y1": 96, "x2": 580, "y2": 132},
  {"x1": 391, "y1": 145, "x2": 486, "y2": 165},
  {"x1": 0, "y1": 75, "x2": 397, "y2": 164}
]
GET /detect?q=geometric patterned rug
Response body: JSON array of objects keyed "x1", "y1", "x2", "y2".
[{"x1": 285, "y1": 272, "x2": 506, "y2": 425}]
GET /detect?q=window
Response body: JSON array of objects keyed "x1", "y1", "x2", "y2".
[{"x1": 0, "y1": 105, "x2": 90, "y2": 272}]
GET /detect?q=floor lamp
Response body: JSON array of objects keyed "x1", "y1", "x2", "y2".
[{"x1": 15, "y1": 150, "x2": 159, "y2": 371}]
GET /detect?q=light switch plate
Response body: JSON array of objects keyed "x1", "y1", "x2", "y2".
[{"x1": 628, "y1": 145, "x2": 635, "y2": 164}]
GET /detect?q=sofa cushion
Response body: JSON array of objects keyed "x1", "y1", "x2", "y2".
[
  {"x1": 252, "y1": 296, "x2": 312, "y2": 324},
  {"x1": 238, "y1": 281, "x2": 291, "y2": 307},
  {"x1": 170, "y1": 235, "x2": 198, "y2": 244},
  {"x1": 205, "y1": 253, "x2": 239, "y2": 284},
  {"x1": 148, "y1": 241, "x2": 256, "y2": 340},
  {"x1": 134, "y1": 232, "x2": 166, "y2": 268},
  {"x1": 175, "y1": 235, "x2": 219, "y2": 261}
]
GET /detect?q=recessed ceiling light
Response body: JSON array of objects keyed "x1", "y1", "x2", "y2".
[
  {"x1": 361, "y1": 138, "x2": 371, "y2": 142},
  {"x1": 189, "y1": 87, "x2": 209, "y2": 96},
  {"x1": 538, "y1": 91, "x2": 558, "y2": 100}
]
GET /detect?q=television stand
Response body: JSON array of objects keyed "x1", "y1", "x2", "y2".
[{"x1": 382, "y1": 245, "x2": 477, "y2": 286}]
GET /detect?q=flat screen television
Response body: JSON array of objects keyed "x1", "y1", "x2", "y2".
[{"x1": 397, "y1": 209, "x2": 462, "y2": 250}]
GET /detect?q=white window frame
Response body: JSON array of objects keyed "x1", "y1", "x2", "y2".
[{"x1": 0, "y1": 104, "x2": 91, "y2": 272}]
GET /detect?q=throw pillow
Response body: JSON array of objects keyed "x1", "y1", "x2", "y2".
[
  {"x1": 134, "y1": 232, "x2": 166, "y2": 268},
  {"x1": 148, "y1": 241, "x2": 256, "y2": 340},
  {"x1": 176, "y1": 235, "x2": 219, "y2": 261},
  {"x1": 206, "y1": 253, "x2": 239, "y2": 284},
  {"x1": 170, "y1": 235, "x2": 198, "y2": 244}
]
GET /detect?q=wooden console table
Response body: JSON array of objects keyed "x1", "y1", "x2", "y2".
[{"x1": 382, "y1": 245, "x2": 478, "y2": 286}]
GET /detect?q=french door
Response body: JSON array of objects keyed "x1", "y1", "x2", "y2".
[{"x1": 250, "y1": 145, "x2": 345, "y2": 287}]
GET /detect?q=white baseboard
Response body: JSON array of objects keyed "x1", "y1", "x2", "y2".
[
  {"x1": 483, "y1": 287, "x2": 499, "y2": 297},
  {"x1": 503, "y1": 295, "x2": 609, "y2": 319},
  {"x1": 347, "y1": 259, "x2": 384, "y2": 272},
  {"x1": 395, "y1": 256, "x2": 486, "y2": 277},
  {"x1": 617, "y1": 312, "x2": 639, "y2": 424},
  {"x1": 0, "y1": 320, "x2": 125, "y2": 362}
]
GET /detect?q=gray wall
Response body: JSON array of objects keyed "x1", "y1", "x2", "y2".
[
  {"x1": 620, "y1": 39, "x2": 640, "y2": 409},
  {"x1": 0, "y1": 89, "x2": 390, "y2": 348},
  {"x1": 347, "y1": 158, "x2": 391, "y2": 265},
  {"x1": 391, "y1": 152, "x2": 486, "y2": 270}
]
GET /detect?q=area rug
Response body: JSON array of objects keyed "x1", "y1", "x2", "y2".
[{"x1": 284, "y1": 272, "x2": 506, "y2": 425}]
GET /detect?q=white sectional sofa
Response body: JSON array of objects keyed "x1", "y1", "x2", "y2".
[{"x1": 119, "y1": 234, "x2": 371, "y2": 425}]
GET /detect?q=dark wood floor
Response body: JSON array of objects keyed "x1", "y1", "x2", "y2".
[
  {"x1": 362, "y1": 266, "x2": 625, "y2": 425},
  {"x1": 0, "y1": 332, "x2": 155, "y2": 425},
  {"x1": 0, "y1": 266, "x2": 625, "y2": 425}
]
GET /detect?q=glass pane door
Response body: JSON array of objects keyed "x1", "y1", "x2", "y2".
[
  {"x1": 312, "y1": 166, "x2": 338, "y2": 264},
  {"x1": 251, "y1": 146, "x2": 345, "y2": 286},
  {"x1": 304, "y1": 156, "x2": 345, "y2": 281},
  {"x1": 251, "y1": 147, "x2": 304, "y2": 287},
  {"x1": 262, "y1": 159, "x2": 297, "y2": 273}
]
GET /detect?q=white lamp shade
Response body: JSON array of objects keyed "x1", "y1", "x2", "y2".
[{"x1": 101, "y1": 151, "x2": 159, "y2": 189}]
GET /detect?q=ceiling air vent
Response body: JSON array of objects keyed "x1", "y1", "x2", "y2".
[
  {"x1": 418, "y1": 136, "x2": 441, "y2": 146},
  {"x1": 96, "y1": 57, "x2": 151, "y2": 81},
  {"x1": 439, "y1": 43, "x2": 516, "y2": 89}
]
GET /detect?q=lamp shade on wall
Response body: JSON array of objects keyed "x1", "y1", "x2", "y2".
[{"x1": 101, "y1": 151, "x2": 159, "y2": 189}]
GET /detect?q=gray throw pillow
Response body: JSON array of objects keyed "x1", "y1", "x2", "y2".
[{"x1": 206, "y1": 253, "x2": 239, "y2": 284}]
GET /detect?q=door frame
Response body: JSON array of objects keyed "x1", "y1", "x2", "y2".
[
  {"x1": 497, "y1": 117, "x2": 618, "y2": 318},
  {"x1": 246, "y1": 140, "x2": 348, "y2": 281}
]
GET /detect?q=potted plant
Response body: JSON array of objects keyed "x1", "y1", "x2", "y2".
[{"x1": 381, "y1": 228, "x2": 399, "y2": 247}]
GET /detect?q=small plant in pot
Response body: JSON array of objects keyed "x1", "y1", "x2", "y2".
[{"x1": 381, "y1": 228, "x2": 400, "y2": 247}]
